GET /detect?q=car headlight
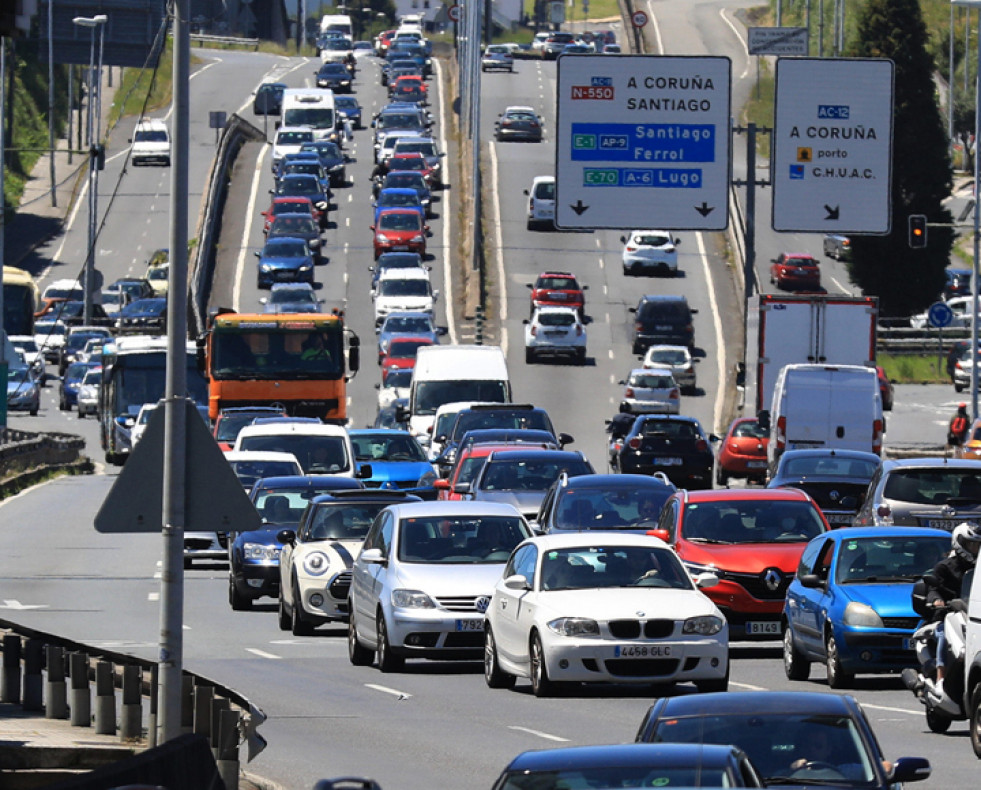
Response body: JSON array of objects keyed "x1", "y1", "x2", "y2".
[
  {"x1": 298, "y1": 264, "x2": 311, "y2": 271},
  {"x1": 302, "y1": 551, "x2": 331, "y2": 576},
  {"x1": 259, "y1": 263, "x2": 273, "y2": 272},
  {"x1": 683, "y1": 615, "x2": 724, "y2": 635},
  {"x1": 330, "y1": 164, "x2": 343, "y2": 172},
  {"x1": 843, "y1": 602, "x2": 883, "y2": 628},
  {"x1": 411, "y1": 234, "x2": 424, "y2": 242},
  {"x1": 391, "y1": 588, "x2": 436, "y2": 608},
  {"x1": 376, "y1": 233, "x2": 390, "y2": 242},
  {"x1": 547, "y1": 617, "x2": 599, "y2": 637},
  {"x1": 683, "y1": 561, "x2": 717, "y2": 576},
  {"x1": 243, "y1": 542, "x2": 281, "y2": 561},
  {"x1": 316, "y1": 201, "x2": 328, "y2": 210}
]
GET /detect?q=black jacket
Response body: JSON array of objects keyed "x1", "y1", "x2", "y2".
[{"x1": 924, "y1": 551, "x2": 973, "y2": 620}]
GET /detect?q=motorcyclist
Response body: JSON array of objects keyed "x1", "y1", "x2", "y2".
[
  {"x1": 947, "y1": 403, "x2": 970, "y2": 446},
  {"x1": 919, "y1": 522, "x2": 980, "y2": 701}
]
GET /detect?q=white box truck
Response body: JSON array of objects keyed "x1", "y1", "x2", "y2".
[
  {"x1": 753, "y1": 294, "x2": 878, "y2": 413},
  {"x1": 401, "y1": 345, "x2": 511, "y2": 439},
  {"x1": 765, "y1": 363, "x2": 884, "y2": 473}
]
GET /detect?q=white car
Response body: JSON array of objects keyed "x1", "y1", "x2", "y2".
[
  {"x1": 75, "y1": 366, "x2": 102, "y2": 418},
  {"x1": 234, "y1": 422, "x2": 359, "y2": 477},
  {"x1": 531, "y1": 32, "x2": 550, "y2": 52},
  {"x1": 642, "y1": 345, "x2": 697, "y2": 394},
  {"x1": 277, "y1": 490, "x2": 420, "y2": 635},
  {"x1": 8, "y1": 335, "x2": 46, "y2": 383},
  {"x1": 620, "y1": 230, "x2": 681, "y2": 275},
  {"x1": 910, "y1": 295, "x2": 977, "y2": 329},
  {"x1": 373, "y1": 269, "x2": 438, "y2": 328},
  {"x1": 348, "y1": 500, "x2": 534, "y2": 671},
  {"x1": 619, "y1": 368, "x2": 681, "y2": 414},
  {"x1": 131, "y1": 402, "x2": 158, "y2": 447},
  {"x1": 376, "y1": 367, "x2": 412, "y2": 410},
  {"x1": 33, "y1": 320, "x2": 67, "y2": 363},
  {"x1": 524, "y1": 176, "x2": 555, "y2": 231},
  {"x1": 130, "y1": 118, "x2": 171, "y2": 166},
  {"x1": 524, "y1": 306, "x2": 587, "y2": 365},
  {"x1": 224, "y1": 450, "x2": 303, "y2": 490},
  {"x1": 271, "y1": 126, "x2": 316, "y2": 173},
  {"x1": 483, "y1": 532, "x2": 729, "y2": 696}
]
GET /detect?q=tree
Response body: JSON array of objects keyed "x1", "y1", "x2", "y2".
[{"x1": 846, "y1": 0, "x2": 953, "y2": 317}]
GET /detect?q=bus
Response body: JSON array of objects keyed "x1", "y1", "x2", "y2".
[
  {"x1": 201, "y1": 311, "x2": 360, "y2": 423},
  {"x1": 281, "y1": 88, "x2": 337, "y2": 142},
  {"x1": 98, "y1": 335, "x2": 209, "y2": 465},
  {"x1": 3, "y1": 266, "x2": 40, "y2": 336}
]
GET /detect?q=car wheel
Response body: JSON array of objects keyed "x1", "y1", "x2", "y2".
[
  {"x1": 926, "y1": 705, "x2": 953, "y2": 734},
  {"x1": 783, "y1": 627, "x2": 810, "y2": 680},
  {"x1": 970, "y1": 685, "x2": 981, "y2": 757},
  {"x1": 530, "y1": 632, "x2": 556, "y2": 697},
  {"x1": 376, "y1": 612, "x2": 404, "y2": 672},
  {"x1": 290, "y1": 582, "x2": 314, "y2": 636},
  {"x1": 277, "y1": 591, "x2": 291, "y2": 631},
  {"x1": 59, "y1": 395, "x2": 67, "y2": 411},
  {"x1": 30, "y1": 406, "x2": 38, "y2": 416},
  {"x1": 576, "y1": 348, "x2": 586, "y2": 365},
  {"x1": 484, "y1": 627, "x2": 515, "y2": 689},
  {"x1": 183, "y1": 557, "x2": 192, "y2": 570},
  {"x1": 348, "y1": 608, "x2": 374, "y2": 666},
  {"x1": 715, "y1": 465, "x2": 728, "y2": 487},
  {"x1": 956, "y1": 382, "x2": 967, "y2": 392},
  {"x1": 525, "y1": 348, "x2": 534, "y2": 364},
  {"x1": 825, "y1": 633, "x2": 853, "y2": 688},
  {"x1": 229, "y1": 577, "x2": 251, "y2": 611},
  {"x1": 695, "y1": 664, "x2": 729, "y2": 693}
]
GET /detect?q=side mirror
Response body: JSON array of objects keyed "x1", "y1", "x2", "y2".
[
  {"x1": 620, "y1": 235, "x2": 627, "y2": 243},
  {"x1": 628, "y1": 306, "x2": 637, "y2": 314},
  {"x1": 356, "y1": 463, "x2": 373, "y2": 479},
  {"x1": 523, "y1": 189, "x2": 530, "y2": 196},
  {"x1": 453, "y1": 481, "x2": 473, "y2": 495},
  {"x1": 503, "y1": 574, "x2": 530, "y2": 591},
  {"x1": 258, "y1": 297, "x2": 268, "y2": 304},
  {"x1": 276, "y1": 529, "x2": 296, "y2": 545},
  {"x1": 674, "y1": 237, "x2": 682, "y2": 245},
  {"x1": 522, "y1": 319, "x2": 530, "y2": 325},
  {"x1": 433, "y1": 479, "x2": 450, "y2": 490},
  {"x1": 432, "y1": 290, "x2": 439, "y2": 300},
  {"x1": 254, "y1": 252, "x2": 261, "y2": 258},
  {"x1": 558, "y1": 433, "x2": 574, "y2": 447},
  {"x1": 526, "y1": 283, "x2": 533, "y2": 290},
  {"x1": 360, "y1": 547, "x2": 386, "y2": 564},
  {"x1": 690, "y1": 307, "x2": 699, "y2": 314},
  {"x1": 694, "y1": 572, "x2": 719, "y2": 589},
  {"x1": 757, "y1": 409, "x2": 771, "y2": 431},
  {"x1": 888, "y1": 758, "x2": 931, "y2": 783},
  {"x1": 647, "y1": 529, "x2": 671, "y2": 543},
  {"x1": 799, "y1": 573, "x2": 823, "y2": 589}
]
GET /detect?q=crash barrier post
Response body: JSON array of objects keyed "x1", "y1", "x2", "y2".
[
  {"x1": 475, "y1": 305, "x2": 484, "y2": 345},
  {"x1": 70, "y1": 650, "x2": 91, "y2": 726},
  {"x1": 95, "y1": 659, "x2": 116, "y2": 735},
  {"x1": 181, "y1": 673, "x2": 195, "y2": 734},
  {"x1": 210, "y1": 694, "x2": 229, "y2": 760},
  {"x1": 149, "y1": 662, "x2": 159, "y2": 747},
  {"x1": 23, "y1": 637, "x2": 43, "y2": 711},
  {"x1": 2, "y1": 633, "x2": 21, "y2": 703},
  {"x1": 45, "y1": 644, "x2": 68, "y2": 719},
  {"x1": 217, "y1": 708, "x2": 241, "y2": 790},
  {"x1": 121, "y1": 663, "x2": 142, "y2": 739},
  {"x1": 193, "y1": 683, "x2": 214, "y2": 740}
]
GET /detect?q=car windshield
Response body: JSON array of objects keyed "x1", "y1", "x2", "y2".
[
  {"x1": 537, "y1": 312, "x2": 576, "y2": 327},
  {"x1": 270, "y1": 216, "x2": 319, "y2": 235},
  {"x1": 534, "y1": 182, "x2": 555, "y2": 199},
  {"x1": 540, "y1": 546, "x2": 692, "y2": 591},
  {"x1": 274, "y1": 201, "x2": 312, "y2": 216},
  {"x1": 35, "y1": 323, "x2": 67, "y2": 338},
  {"x1": 732, "y1": 420, "x2": 768, "y2": 439},
  {"x1": 538, "y1": 277, "x2": 577, "y2": 290},
  {"x1": 253, "y1": 490, "x2": 320, "y2": 528},
  {"x1": 396, "y1": 141, "x2": 436, "y2": 156},
  {"x1": 506, "y1": 111, "x2": 538, "y2": 123},
  {"x1": 277, "y1": 178, "x2": 320, "y2": 197},
  {"x1": 277, "y1": 131, "x2": 313, "y2": 145},
  {"x1": 681, "y1": 501, "x2": 826, "y2": 544},
  {"x1": 237, "y1": 435, "x2": 350, "y2": 474},
  {"x1": 414, "y1": 381, "x2": 509, "y2": 415},
  {"x1": 835, "y1": 535, "x2": 950, "y2": 584},
  {"x1": 378, "y1": 213, "x2": 422, "y2": 231},
  {"x1": 479, "y1": 458, "x2": 591, "y2": 492},
  {"x1": 378, "y1": 279, "x2": 430, "y2": 297},
  {"x1": 554, "y1": 487, "x2": 674, "y2": 530},
  {"x1": 7, "y1": 366, "x2": 32, "y2": 384},
  {"x1": 453, "y1": 410, "x2": 552, "y2": 439},
  {"x1": 229, "y1": 460, "x2": 300, "y2": 490},
  {"x1": 397, "y1": 515, "x2": 527, "y2": 564},
  {"x1": 82, "y1": 369, "x2": 102, "y2": 386},
  {"x1": 498, "y1": 762, "x2": 729, "y2": 790},
  {"x1": 647, "y1": 349, "x2": 688, "y2": 365},
  {"x1": 382, "y1": 369, "x2": 413, "y2": 389},
  {"x1": 264, "y1": 240, "x2": 309, "y2": 258},
  {"x1": 216, "y1": 412, "x2": 281, "y2": 442},
  {"x1": 283, "y1": 163, "x2": 322, "y2": 178},
  {"x1": 648, "y1": 713, "x2": 875, "y2": 785},
  {"x1": 270, "y1": 287, "x2": 317, "y2": 305},
  {"x1": 635, "y1": 233, "x2": 672, "y2": 247},
  {"x1": 883, "y1": 469, "x2": 981, "y2": 504},
  {"x1": 382, "y1": 315, "x2": 433, "y2": 333},
  {"x1": 390, "y1": 157, "x2": 427, "y2": 172},
  {"x1": 386, "y1": 173, "x2": 426, "y2": 190},
  {"x1": 302, "y1": 502, "x2": 392, "y2": 541},
  {"x1": 350, "y1": 434, "x2": 427, "y2": 462},
  {"x1": 146, "y1": 267, "x2": 168, "y2": 281},
  {"x1": 780, "y1": 456, "x2": 879, "y2": 479},
  {"x1": 629, "y1": 373, "x2": 675, "y2": 389},
  {"x1": 379, "y1": 192, "x2": 421, "y2": 209}
]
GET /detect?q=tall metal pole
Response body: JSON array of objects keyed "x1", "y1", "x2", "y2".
[
  {"x1": 1, "y1": 35, "x2": 8, "y2": 432},
  {"x1": 158, "y1": 0, "x2": 190, "y2": 744},
  {"x1": 973, "y1": 8, "x2": 981, "y2": 420},
  {"x1": 67, "y1": 65, "x2": 73, "y2": 166},
  {"x1": 96, "y1": 21, "x2": 105, "y2": 143},
  {"x1": 818, "y1": 0, "x2": 825, "y2": 57},
  {"x1": 951, "y1": 5, "x2": 957, "y2": 145},
  {"x1": 48, "y1": 0, "x2": 56, "y2": 207},
  {"x1": 82, "y1": 24, "x2": 95, "y2": 324}
]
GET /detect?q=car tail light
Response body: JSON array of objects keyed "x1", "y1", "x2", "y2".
[
  {"x1": 685, "y1": 324, "x2": 693, "y2": 334},
  {"x1": 695, "y1": 439, "x2": 708, "y2": 452},
  {"x1": 530, "y1": 325, "x2": 538, "y2": 337},
  {"x1": 628, "y1": 437, "x2": 641, "y2": 450},
  {"x1": 626, "y1": 245, "x2": 637, "y2": 252},
  {"x1": 872, "y1": 418, "x2": 883, "y2": 455},
  {"x1": 575, "y1": 325, "x2": 583, "y2": 336},
  {"x1": 670, "y1": 388, "x2": 680, "y2": 399},
  {"x1": 775, "y1": 415, "x2": 786, "y2": 451},
  {"x1": 635, "y1": 322, "x2": 644, "y2": 333},
  {"x1": 625, "y1": 387, "x2": 635, "y2": 397}
]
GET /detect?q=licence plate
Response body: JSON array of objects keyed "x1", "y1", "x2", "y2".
[
  {"x1": 747, "y1": 461, "x2": 768, "y2": 469},
  {"x1": 654, "y1": 457, "x2": 683, "y2": 466},
  {"x1": 455, "y1": 619, "x2": 482, "y2": 632},
  {"x1": 927, "y1": 519, "x2": 976, "y2": 530},
  {"x1": 745, "y1": 621, "x2": 781, "y2": 635},
  {"x1": 655, "y1": 325, "x2": 673, "y2": 331},
  {"x1": 614, "y1": 644, "x2": 671, "y2": 658},
  {"x1": 827, "y1": 513, "x2": 853, "y2": 524},
  {"x1": 391, "y1": 245, "x2": 409, "y2": 250}
]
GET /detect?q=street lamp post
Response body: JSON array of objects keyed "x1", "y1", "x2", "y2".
[{"x1": 73, "y1": 14, "x2": 107, "y2": 327}]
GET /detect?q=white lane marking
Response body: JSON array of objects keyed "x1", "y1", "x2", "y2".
[
  {"x1": 245, "y1": 648, "x2": 281, "y2": 659},
  {"x1": 730, "y1": 681, "x2": 767, "y2": 691},
  {"x1": 831, "y1": 276, "x2": 849, "y2": 294},
  {"x1": 148, "y1": 592, "x2": 159, "y2": 601},
  {"x1": 719, "y1": 10, "x2": 751, "y2": 80},
  {"x1": 731, "y1": 681, "x2": 918, "y2": 715},
  {"x1": 608, "y1": 349, "x2": 614, "y2": 359},
  {"x1": 696, "y1": 232, "x2": 726, "y2": 434},
  {"x1": 650, "y1": 6, "x2": 664, "y2": 53},
  {"x1": 489, "y1": 141, "x2": 509, "y2": 353},
  {"x1": 235, "y1": 59, "x2": 310, "y2": 117},
  {"x1": 434, "y1": 58, "x2": 457, "y2": 345},
  {"x1": 508, "y1": 725, "x2": 569, "y2": 742},
  {"x1": 233, "y1": 145, "x2": 269, "y2": 311},
  {"x1": 365, "y1": 683, "x2": 412, "y2": 699}
]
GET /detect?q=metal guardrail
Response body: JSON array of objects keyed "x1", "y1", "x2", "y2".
[{"x1": 189, "y1": 33, "x2": 260, "y2": 50}]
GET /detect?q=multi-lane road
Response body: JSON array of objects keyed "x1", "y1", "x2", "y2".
[{"x1": 1, "y1": 2, "x2": 976, "y2": 788}]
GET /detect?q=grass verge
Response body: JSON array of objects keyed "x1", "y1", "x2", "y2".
[{"x1": 879, "y1": 353, "x2": 949, "y2": 384}]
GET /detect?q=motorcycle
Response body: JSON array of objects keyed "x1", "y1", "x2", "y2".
[{"x1": 903, "y1": 576, "x2": 970, "y2": 733}]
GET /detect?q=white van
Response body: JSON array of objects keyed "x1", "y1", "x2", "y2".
[
  {"x1": 234, "y1": 422, "x2": 361, "y2": 478},
  {"x1": 765, "y1": 363, "x2": 883, "y2": 473},
  {"x1": 130, "y1": 119, "x2": 171, "y2": 166},
  {"x1": 405, "y1": 346, "x2": 511, "y2": 439},
  {"x1": 320, "y1": 13, "x2": 353, "y2": 38},
  {"x1": 281, "y1": 88, "x2": 337, "y2": 143},
  {"x1": 525, "y1": 176, "x2": 555, "y2": 230}
]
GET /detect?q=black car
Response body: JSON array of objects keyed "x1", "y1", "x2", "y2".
[
  {"x1": 537, "y1": 472, "x2": 677, "y2": 533},
  {"x1": 635, "y1": 691, "x2": 931, "y2": 790},
  {"x1": 117, "y1": 297, "x2": 168, "y2": 332},
  {"x1": 766, "y1": 449, "x2": 881, "y2": 526},
  {"x1": 108, "y1": 277, "x2": 154, "y2": 302},
  {"x1": 613, "y1": 414, "x2": 717, "y2": 490},
  {"x1": 227, "y1": 476, "x2": 365, "y2": 609},
  {"x1": 253, "y1": 82, "x2": 286, "y2": 115},
  {"x1": 300, "y1": 140, "x2": 350, "y2": 187},
  {"x1": 266, "y1": 213, "x2": 323, "y2": 263},
  {"x1": 58, "y1": 327, "x2": 112, "y2": 375},
  {"x1": 49, "y1": 300, "x2": 112, "y2": 327},
  {"x1": 629, "y1": 294, "x2": 697, "y2": 354},
  {"x1": 315, "y1": 62, "x2": 354, "y2": 93}
]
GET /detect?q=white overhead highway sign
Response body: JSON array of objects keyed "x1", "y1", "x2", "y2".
[
  {"x1": 772, "y1": 57, "x2": 894, "y2": 234},
  {"x1": 554, "y1": 55, "x2": 731, "y2": 230}
]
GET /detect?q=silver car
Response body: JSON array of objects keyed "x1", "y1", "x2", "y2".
[
  {"x1": 619, "y1": 368, "x2": 681, "y2": 415},
  {"x1": 851, "y1": 457, "x2": 981, "y2": 530},
  {"x1": 642, "y1": 344, "x2": 697, "y2": 394},
  {"x1": 348, "y1": 501, "x2": 533, "y2": 671}
]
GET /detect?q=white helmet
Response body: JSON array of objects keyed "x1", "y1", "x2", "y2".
[{"x1": 952, "y1": 522, "x2": 981, "y2": 562}]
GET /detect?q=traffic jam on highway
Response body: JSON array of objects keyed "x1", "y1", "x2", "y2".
[{"x1": 5, "y1": 6, "x2": 981, "y2": 790}]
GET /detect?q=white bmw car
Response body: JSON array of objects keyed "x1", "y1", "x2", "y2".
[{"x1": 484, "y1": 532, "x2": 729, "y2": 696}]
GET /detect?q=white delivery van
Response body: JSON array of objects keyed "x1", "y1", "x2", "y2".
[
  {"x1": 234, "y1": 422, "x2": 361, "y2": 478},
  {"x1": 320, "y1": 13, "x2": 353, "y2": 38},
  {"x1": 765, "y1": 363, "x2": 883, "y2": 473},
  {"x1": 404, "y1": 346, "x2": 511, "y2": 440},
  {"x1": 280, "y1": 88, "x2": 337, "y2": 142},
  {"x1": 130, "y1": 119, "x2": 171, "y2": 166}
]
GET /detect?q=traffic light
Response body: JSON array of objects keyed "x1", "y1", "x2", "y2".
[{"x1": 909, "y1": 214, "x2": 928, "y2": 248}]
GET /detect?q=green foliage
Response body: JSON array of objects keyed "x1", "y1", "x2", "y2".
[
  {"x1": 879, "y1": 352, "x2": 948, "y2": 383},
  {"x1": 845, "y1": 0, "x2": 953, "y2": 317}
]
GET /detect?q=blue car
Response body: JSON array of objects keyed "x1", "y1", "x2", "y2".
[
  {"x1": 334, "y1": 94, "x2": 363, "y2": 129},
  {"x1": 376, "y1": 309, "x2": 441, "y2": 360},
  {"x1": 299, "y1": 140, "x2": 349, "y2": 187},
  {"x1": 227, "y1": 475, "x2": 364, "y2": 609},
  {"x1": 348, "y1": 429, "x2": 436, "y2": 494},
  {"x1": 274, "y1": 173, "x2": 331, "y2": 227},
  {"x1": 275, "y1": 156, "x2": 330, "y2": 194},
  {"x1": 373, "y1": 170, "x2": 432, "y2": 215},
  {"x1": 372, "y1": 187, "x2": 426, "y2": 226},
  {"x1": 255, "y1": 237, "x2": 316, "y2": 288},
  {"x1": 783, "y1": 526, "x2": 950, "y2": 687},
  {"x1": 59, "y1": 360, "x2": 99, "y2": 410}
]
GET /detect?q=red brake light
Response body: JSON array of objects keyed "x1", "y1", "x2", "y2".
[
  {"x1": 695, "y1": 439, "x2": 708, "y2": 452},
  {"x1": 625, "y1": 387, "x2": 635, "y2": 397},
  {"x1": 628, "y1": 437, "x2": 641, "y2": 450},
  {"x1": 670, "y1": 388, "x2": 680, "y2": 399}
]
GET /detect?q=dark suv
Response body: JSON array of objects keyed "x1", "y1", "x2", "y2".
[
  {"x1": 629, "y1": 295, "x2": 697, "y2": 354},
  {"x1": 613, "y1": 414, "x2": 718, "y2": 489}
]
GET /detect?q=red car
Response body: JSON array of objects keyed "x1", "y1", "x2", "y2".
[
  {"x1": 371, "y1": 208, "x2": 430, "y2": 259},
  {"x1": 651, "y1": 488, "x2": 829, "y2": 639},
  {"x1": 769, "y1": 253, "x2": 821, "y2": 291},
  {"x1": 262, "y1": 196, "x2": 317, "y2": 234},
  {"x1": 380, "y1": 335, "x2": 434, "y2": 373},
  {"x1": 716, "y1": 416, "x2": 769, "y2": 486},
  {"x1": 877, "y1": 366, "x2": 894, "y2": 411},
  {"x1": 386, "y1": 152, "x2": 436, "y2": 187},
  {"x1": 527, "y1": 271, "x2": 586, "y2": 317},
  {"x1": 390, "y1": 74, "x2": 427, "y2": 96}
]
